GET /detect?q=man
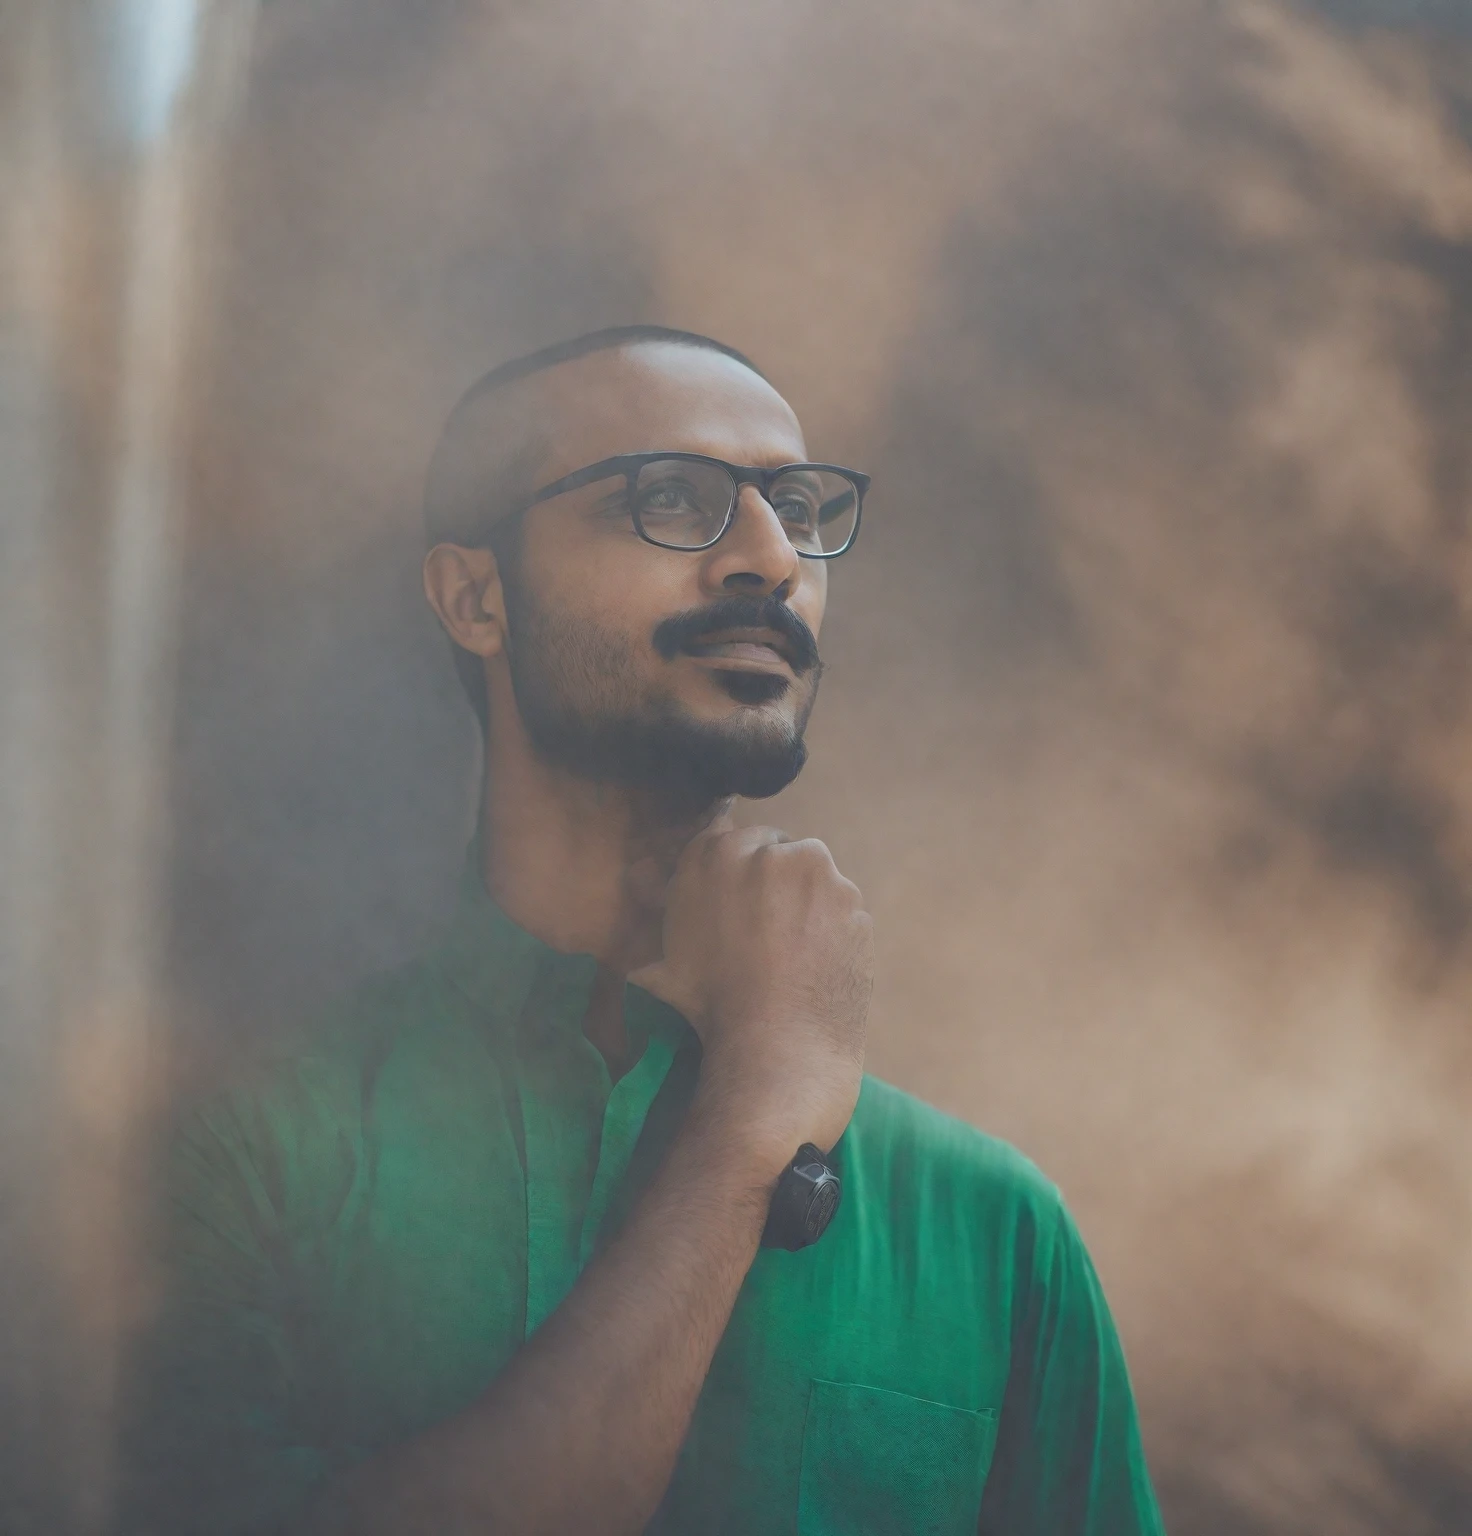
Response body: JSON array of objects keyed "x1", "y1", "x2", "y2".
[{"x1": 118, "y1": 325, "x2": 1165, "y2": 1534}]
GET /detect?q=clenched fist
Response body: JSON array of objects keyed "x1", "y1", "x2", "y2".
[{"x1": 629, "y1": 816, "x2": 873, "y2": 1173}]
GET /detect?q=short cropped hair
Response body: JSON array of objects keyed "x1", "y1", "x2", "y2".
[{"x1": 422, "y1": 325, "x2": 768, "y2": 730}]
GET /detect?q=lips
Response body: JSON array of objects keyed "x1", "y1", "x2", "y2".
[
  {"x1": 651, "y1": 594, "x2": 821, "y2": 674},
  {"x1": 681, "y1": 628, "x2": 796, "y2": 669}
]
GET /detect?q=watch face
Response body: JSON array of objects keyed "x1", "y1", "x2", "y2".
[{"x1": 804, "y1": 1176, "x2": 841, "y2": 1242}]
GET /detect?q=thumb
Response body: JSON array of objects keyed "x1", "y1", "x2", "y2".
[
  {"x1": 625, "y1": 958, "x2": 696, "y2": 1021},
  {"x1": 699, "y1": 800, "x2": 737, "y2": 839},
  {"x1": 625, "y1": 957, "x2": 672, "y2": 1001}
]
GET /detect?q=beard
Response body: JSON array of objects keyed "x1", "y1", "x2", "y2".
[{"x1": 498, "y1": 572, "x2": 821, "y2": 811}]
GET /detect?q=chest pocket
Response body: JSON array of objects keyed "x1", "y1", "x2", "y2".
[{"x1": 797, "y1": 1379, "x2": 996, "y2": 1536}]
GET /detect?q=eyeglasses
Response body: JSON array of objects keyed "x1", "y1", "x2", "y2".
[{"x1": 517, "y1": 452, "x2": 868, "y2": 558}]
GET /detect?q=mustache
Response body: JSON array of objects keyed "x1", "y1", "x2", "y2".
[{"x1": 651, "y1": 594, "x2": 822, "y2": 674}]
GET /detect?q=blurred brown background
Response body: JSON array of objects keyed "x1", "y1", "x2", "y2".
[{"x1": 6, "y1": 0, "x2": 1472, "y2": 1531}]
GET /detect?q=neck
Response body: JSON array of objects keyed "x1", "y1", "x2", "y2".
[{"x1": 478, "y1": 708, "x2": 722, "y2": 979}]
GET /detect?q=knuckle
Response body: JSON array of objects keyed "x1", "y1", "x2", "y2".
[
  {"x1": 782, "y1": 838, "x2": 835, "y2": 874},
  {"x1": 738, "y1": 826, "x2": 784, "y2": 857}
]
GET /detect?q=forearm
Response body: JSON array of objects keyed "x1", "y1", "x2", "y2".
[{"x1": 301, "y1": 1091, "x2": 785, "y2": 1536}]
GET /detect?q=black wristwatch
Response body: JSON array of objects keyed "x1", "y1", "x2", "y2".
[{"x1": 761, "y1": 1143, "x2": 842, "y2": 1250}]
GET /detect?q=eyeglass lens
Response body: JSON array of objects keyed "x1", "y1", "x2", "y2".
[{"x1": 631, "y1": 459, "x2": 859, "y2": 555}]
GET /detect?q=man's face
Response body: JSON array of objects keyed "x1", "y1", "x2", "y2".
[{"x1": 494, "y1": 343, "x2": 828, "y2": 808}]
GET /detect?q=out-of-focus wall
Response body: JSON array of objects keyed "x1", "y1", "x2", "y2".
[
  {"x1": 170, "y1": 3, "x2": 1472, "y2": 1532},
  {"x1": 6, "y1": 0, "x2": 1472, "y2": 1530},
  {"x1": 0, "y1": 4, "x2": 255, "y2": 1528}
]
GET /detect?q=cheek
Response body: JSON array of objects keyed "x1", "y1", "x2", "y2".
[
  {"x1": 531, "y1": 533, "x2": 698, "y2": 645},
  {"x1": 793, "y1": 566, "x2": 828, "y2": 639}
]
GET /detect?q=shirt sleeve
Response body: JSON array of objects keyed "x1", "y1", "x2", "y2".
[
  {"x1": 977, "y1": 1189, "x2": 1166, "y2": 1536},
  {"x1": 111, "y1": 1078, "x2": 360, "y2": 1536}
]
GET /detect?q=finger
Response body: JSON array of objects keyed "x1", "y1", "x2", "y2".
[
  {"x1": 672, "y1": 805, "x2": 741, "y2": 867},
  {"x1": 703, "y1": 801, "x2": 737, "y2": 835},
  {"x1": 624, "y1": 959, "x2": 664, "y2": 994},
  {"x1": 674, "y1": 819, "x2": 784, "y2": 874},
  {"x1": 728, "y1": 824, "x2": 790, "y2": 853},
  {"x1": 681, "y1": 803, "x2": 738, "y2": 852},
  {"x1": 764, "y1": 834, "x2": 837, "y2": 871}
]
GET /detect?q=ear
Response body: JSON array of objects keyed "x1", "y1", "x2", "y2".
[{"x1": 423, "y1": 543, "x2": 508, "y2": 661}]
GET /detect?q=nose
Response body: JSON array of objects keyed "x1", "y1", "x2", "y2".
[{"x1": 699, "y1": 484, "x2": 802, "y2": 598}]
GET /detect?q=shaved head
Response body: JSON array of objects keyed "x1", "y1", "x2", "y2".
[{"x1": 423, "y1": 326, "x2": 766, "y2": 553}]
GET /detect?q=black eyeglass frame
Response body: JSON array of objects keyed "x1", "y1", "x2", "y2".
[{"x1": 514, "y1": 451, "x2": 869, "y2": 558}]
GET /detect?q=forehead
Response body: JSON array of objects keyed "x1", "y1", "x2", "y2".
[{"x1": 525, "y1": 343, "x2": 808, "y2": 482}]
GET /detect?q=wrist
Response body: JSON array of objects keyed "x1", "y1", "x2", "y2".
[{"x1": 680, "y1": 1075, "x2": 805, "y2": 1188}]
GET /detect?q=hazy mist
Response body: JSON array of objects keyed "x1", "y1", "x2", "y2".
[{"x1": 6, "y1": 0, "x2": 1472, "y2": 1530}]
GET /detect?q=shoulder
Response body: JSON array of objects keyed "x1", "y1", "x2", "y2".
[
  {"x1": 840, "y1": 1075, "x2": 1073, "y2": 1265},
  {"x1": 843, "y1": 1079, "x2": 1133, "y2": 1337},
  {"x1": 845, "y1": 1075, "x2": 1060, "y2": 1205},
  {"x1": 168, "y1": 953, "x2": 467, "y2": 1227},
  {"x1": 196, "y1": 955, "x2": 440, "y2": 1112}
]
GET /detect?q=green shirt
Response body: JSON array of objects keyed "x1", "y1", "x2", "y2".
[{"x1": 117, "y1": 863, "x2": 1165, "y2": 1536}]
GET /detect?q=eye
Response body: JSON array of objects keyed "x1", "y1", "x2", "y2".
[
  {"x1": 768, "y1": 472, "x2": 824, "y2": 532},
  {"x1": 633, "y1": 477, "x2": 704, "y2": 519},
  {"x1": 771, "y1": 491, "x2": 820, "y2": 529}
]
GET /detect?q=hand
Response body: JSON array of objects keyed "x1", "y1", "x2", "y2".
[{"x1": 628, "y1": 815, "x2": 873, "y2": 1171}]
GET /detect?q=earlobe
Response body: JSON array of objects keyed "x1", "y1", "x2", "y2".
[{"x1": 423, "y1": 543, "x2": 507, "y2": 660}]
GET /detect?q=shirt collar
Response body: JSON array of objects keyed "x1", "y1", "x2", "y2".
[
  {"x1": 430, "y1": 850, "x2": 602, "y2": 1036},
  {"x1": 428, "y1": 849, "x2": 692, "y2": 1054}
]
